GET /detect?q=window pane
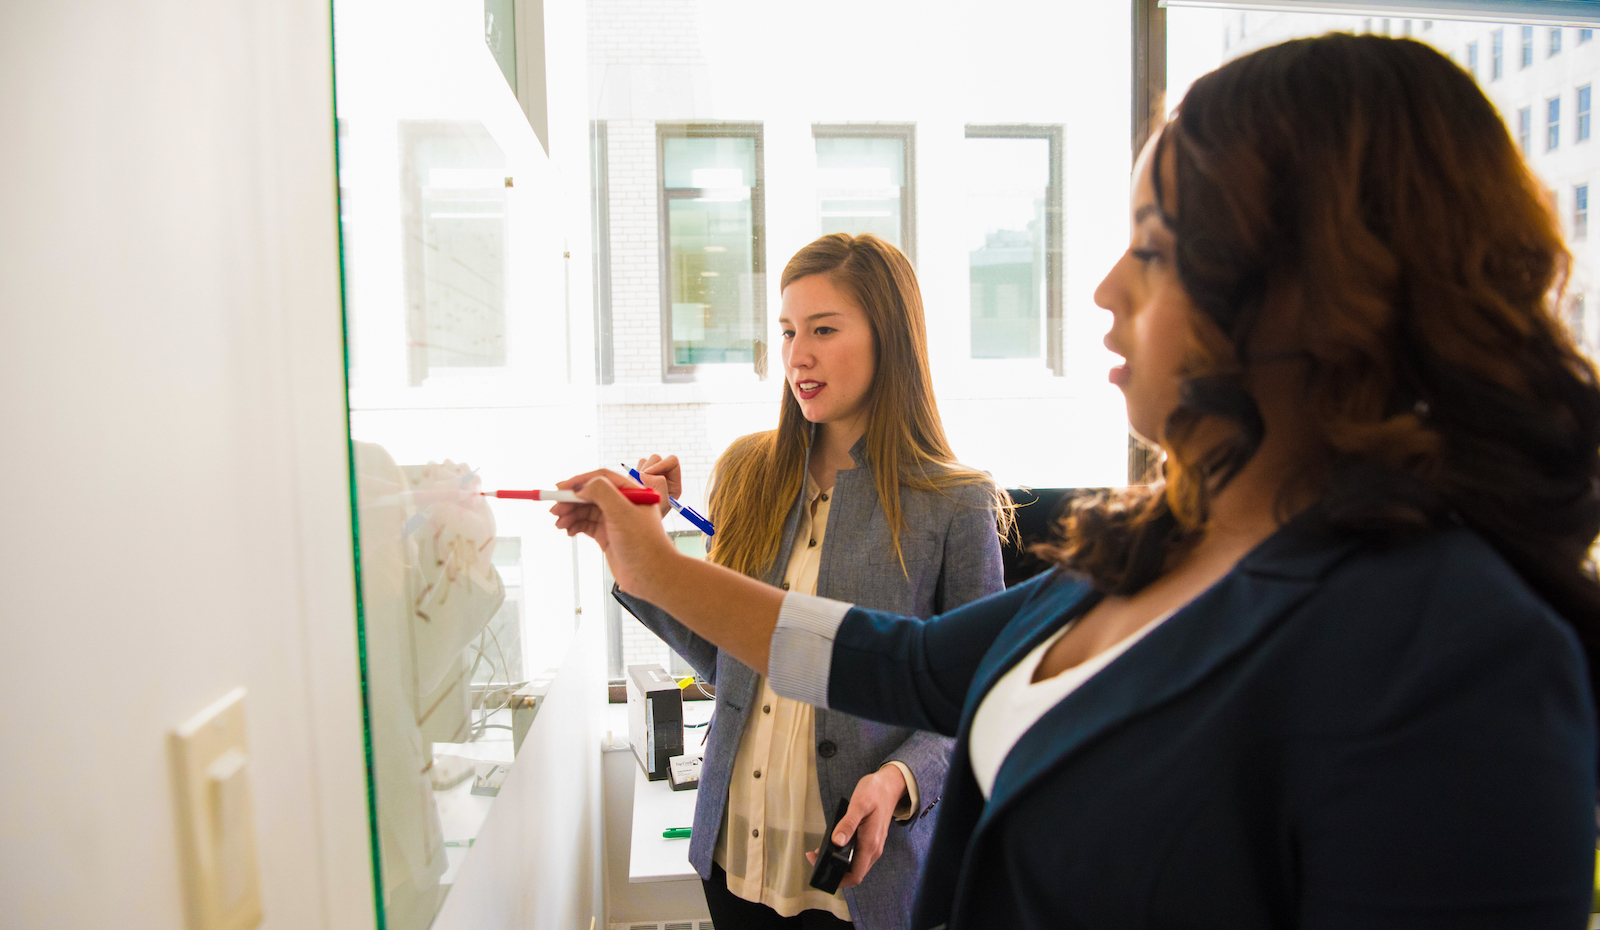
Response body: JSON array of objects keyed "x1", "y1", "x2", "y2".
[
  {"x1": 662, "y1": 136, "x2": 757, "y2": 189},
  {"x1": 815, "y1": 135, "x2": 907, "y2": 249},
  {"x1": 664, "y1": 134, "x2": 759, "y2": 367},
  {"x1": 966, "y1": 136, "x2": 1050, "y2": 360},
  {"x1": 401, "y1": 122, "x2": 508, "y2": 382}
]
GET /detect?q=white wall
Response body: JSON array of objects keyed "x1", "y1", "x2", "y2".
[
  {"x1": 0, "y1": 3, "x2": 375, "y2": 928},
  {"x1": 1, "y1": 2, "x2": 614, "y2": 930}
]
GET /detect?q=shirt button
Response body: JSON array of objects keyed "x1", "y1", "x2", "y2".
[
  {"x1": 780, "y1": 581, "x2": 790, "y2": 590},
  {"x1": 808, "y1": 538, "x2": 817, "y2": 548},
  {"x1": 762, "y1": 705, "x2": 771, "y2": 713},
  {"x1": 818, "y1": 740, "x2": 837, "y2": 758},
  {"x1": 753, "y1": 770, "x2": 762, "y2": 779},
  {"x1": 752, "y1": 829, "x2": 760, "y2": 838},
  {"x1": 820, "y1": 493, "x2": 829, "y2": 502}
]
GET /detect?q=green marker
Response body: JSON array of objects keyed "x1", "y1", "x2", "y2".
[{"x1": 662, "y1": 827, "x2": 692, "y2": 839}]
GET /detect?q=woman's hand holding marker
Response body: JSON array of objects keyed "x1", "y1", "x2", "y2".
[
  {"x1": 629, "y1": 453, "x2": 682, "y2": 518},
  {"x1": 552, "y1": 469, "x2": 679, "y2": 601}
]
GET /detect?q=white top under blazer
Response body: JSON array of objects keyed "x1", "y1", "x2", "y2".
[{"x1": 967, "y1": 609, "x2": 1173, "y2": 798}]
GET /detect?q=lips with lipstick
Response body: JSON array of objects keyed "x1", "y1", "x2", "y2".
[
  {"x1": 794, "y1": 379, "x2": 825, "y2": 400},
  {"x1": 1109, "y1": 363, "x2": 1130, "y2": 387}
]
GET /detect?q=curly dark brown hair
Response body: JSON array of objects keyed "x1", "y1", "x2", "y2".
[{"x1": 1046, "y1": 33, "x2": 1600, "y2": 695}]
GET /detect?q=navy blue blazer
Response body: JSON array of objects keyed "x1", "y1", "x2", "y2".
[{"x1": 819, "y1": 521, "x2": 1597, "y2": 929}]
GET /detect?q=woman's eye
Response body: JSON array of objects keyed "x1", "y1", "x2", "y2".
[
  {"x1": 780, "y1": 329, "x2": 795, "y2": 340},
  {"x1": 814, "y1": 326, "x2": 836, "y2": 336},
  {"x1": 1131, "y1": 248, "x2": 1162, "y2": 264}
]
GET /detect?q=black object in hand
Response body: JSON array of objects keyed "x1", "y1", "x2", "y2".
[{"x1": 809, "y1": 797, "x2": 856, "y2": 894}]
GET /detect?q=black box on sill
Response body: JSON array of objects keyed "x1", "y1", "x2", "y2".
[{"x1": 626, "y1": 663, "x2": 683, "y2": 781}]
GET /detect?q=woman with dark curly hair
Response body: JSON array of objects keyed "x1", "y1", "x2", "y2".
[{"x1": 556, "y1": 33, "x2": 1600, "y2": 929}]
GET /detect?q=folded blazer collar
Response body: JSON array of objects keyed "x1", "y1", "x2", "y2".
[{"x1": 968, "y1": 516, "x2": 1364, "y2": 833}]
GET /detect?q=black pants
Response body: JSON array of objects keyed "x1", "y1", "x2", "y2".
[{"x1": 702, "y1": 863, "x2": 853, "y2": 929}]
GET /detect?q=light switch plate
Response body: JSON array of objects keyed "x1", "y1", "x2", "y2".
[{"x1": 171, "y1": 688, "x2": 264, "y2": 930}]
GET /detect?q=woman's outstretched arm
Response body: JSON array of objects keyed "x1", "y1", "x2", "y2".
[{"x1": 552, "y1": 468, "x2": 784, "y2": 674}]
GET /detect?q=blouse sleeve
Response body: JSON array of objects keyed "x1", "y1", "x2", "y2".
[{"x1": 765, "y1": 591, "x2": 853, "y2": 707}]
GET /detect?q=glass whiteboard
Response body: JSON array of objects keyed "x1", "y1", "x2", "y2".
[{"x1": 332, "y1": 0, "x2": 597, "y2": 925}]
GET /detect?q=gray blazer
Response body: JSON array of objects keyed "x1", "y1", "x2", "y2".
[{"x1": 616, "y1": 440, "x2": 1004, "y2": 930}]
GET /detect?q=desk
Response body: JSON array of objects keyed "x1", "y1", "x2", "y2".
[{"x1": 627, "y1": 700, "x2": 713, "y2": 883}]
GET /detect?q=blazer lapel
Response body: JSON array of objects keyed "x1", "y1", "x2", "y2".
[
  {"x1": 976, "y1": 525, "x2": 1364, "y2": 829},
  {"x1": 962, "y1": 573, "x2": 1099, "y2": 720}
]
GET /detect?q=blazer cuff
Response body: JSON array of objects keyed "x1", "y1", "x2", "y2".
[
  {"x1": 881, "y1": 761, "x2": 919, "y2": 821},
  {"x1": 767, "y1": 591, "x2": 853, "y2": 709}
]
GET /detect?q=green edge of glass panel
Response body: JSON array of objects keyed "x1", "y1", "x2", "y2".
[{"x1": 327, "y1": 1, "x2": 389, "y2": 927}]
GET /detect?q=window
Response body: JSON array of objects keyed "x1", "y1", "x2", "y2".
[
  {"x1": 1521, "y1": 25, "x2": 1534, "y2": 68},
  {"x1": 1576, "y1": 184, "x2": 1589, "y2": 240},
  {"x1": 1362, "y1": 18, "x2": 1372, "y2": 34},
  {"x1": 1569, "y1": 292, "x2": 1588, "y2": 348},
  {"x1": 964, "y1": 126, "x2": 1064, "y2": 372},
  {"x1": 1550, "y1": 96, "x2": 1562, "y2": 151},
  {"x1": 1580, "y1": 85, "x2": 1592, "y2": 142},
  {"x1": 1584, "y1": 28, "x2": 1595, "y2": 44},
  {"x1": 1467, "y1": 41, "x2": 1478, "y2": 80},
  {"x1": 1402, "y1": 19, "x2": 1412, "y2": 37},
  {"x1": 657, "y1": 124, "x2": 766, "y2": 378},
  {"x1": 1381, "y1": 17, "x2": 1391, "y2": 35},
  {"x1": 1519, "y1": 106, "x2": 1532, "y2": 155},
  {"x1": 399, "y1": 121, "x2": 509, "y2": 386},
  {"x1": 1492, "y1": 28, "x2": 1504, "y2": 80},
  {"x1": 1551, "y1": 26, "x2": 1564, "y2": 56},
  {"x1": 813, "y1": 125, "x2": 916, "y2": 262}
]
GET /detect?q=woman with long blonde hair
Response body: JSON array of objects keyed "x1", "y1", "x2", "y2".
[{"x1": 615, "y1": 233, "x2": 1008, "y2": 930}]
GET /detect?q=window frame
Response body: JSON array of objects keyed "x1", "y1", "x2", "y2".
[
  {"x1": 590, "y1": 119, "x2": 614, "y2": 385},
  {"x1": 1549, "y1": 95, "x2": 1562, "y2": 150},
  {"x1": 1580, "y1": 84, "x2": 1592, "y2": 142},
  {"x1": 810, "y1": 122, "x2": 918, "y2": 265},
  {"x1": 964, "y1": 123, "x2": 1067, "y2": 376},
  {"x1": 1522, "y1": 23, "x2": 1535, "y2": 67},
  {"x1": 1493, "y1": 27, "x2": 1505, "y2": 80},
  {"x1": 655, "y1": 121, "x2": 768, "y2": 382}
]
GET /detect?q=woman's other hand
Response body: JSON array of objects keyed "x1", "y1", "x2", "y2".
[
  {"x1": 807, "y1": 764, "x2": 908, "y2": 891},
  {"x1": 631, "y1": 454, "x2": 683, "y2": 518},
  {"x1": 551, "y1": 469, "x2": 678, "y2": 599}
]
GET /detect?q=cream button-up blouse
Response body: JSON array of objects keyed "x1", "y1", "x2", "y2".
[{"x1": 712, "y1": 472, "x2": 919, "y2": 920}]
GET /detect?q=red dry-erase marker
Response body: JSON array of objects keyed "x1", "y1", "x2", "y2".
[{"x1": 481, "y1": 488, "x2": 661, "y2": 505}]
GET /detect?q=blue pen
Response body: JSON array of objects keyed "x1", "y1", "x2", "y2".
[{"x1": 624, "y1": 463, "x2": 716, "y2": 536}]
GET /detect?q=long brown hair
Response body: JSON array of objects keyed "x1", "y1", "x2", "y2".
[
  {"x1": 707, "y1": 233, "x2": 1010, "y2": 578},
  {"x1": 1049, "y1": 34, "x2": 1600, "y2": 683}
]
